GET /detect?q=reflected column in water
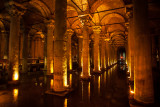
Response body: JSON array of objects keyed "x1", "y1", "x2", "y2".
[
  {"x1": 81, "y1": 81, "x2": 91, "y2": 102},
  {"x1": 13, "y1": 88, "x2": 18, "y2": 102}
]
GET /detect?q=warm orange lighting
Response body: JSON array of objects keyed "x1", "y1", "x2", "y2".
[
  {"x1": 98, "y1": 76, "x2": 101, "y2": 95},
  {"x1": 64, "y1": 98, "x2": 67, "y2": 107},
  {"x1": 13, "y1": 89, "x2": 18, "y2": 102},
  {"x1": 50, "y1": 79, "x2": 53, "y2": 89},
  {"x1": 130, "y1": 90, "x2": 134, "y2": 94},
  {"x1": 69, "y1": 74, "x2": 72, "y2": 87},
  {"x1": 88, "y1": 82, "x2": 90, "y2": 100},
  {"x1": 50, "y1": 60, "x2": 53, "y2": 73},
  {"x1": 13, "y1": 71, "x2": 19, "y2": 81},
  {"x1": 63, "y1": 69, "x2": 68, "y2": 87}
]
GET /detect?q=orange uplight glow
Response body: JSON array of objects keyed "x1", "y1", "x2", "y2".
[
  {"x1": 64, "y1": 98, "x2": 67, "y2": 107},
  {"x1": 50, "y1": 79, "x2": 53, "y2": 89},
  {"x1": 13, "y1": 89, "x2": 18, "y2": 102},
  {"x1": 130, "y1": 90, "x2": 134, "y2": 94},
  {"x1": 13, "y1": 71, "x2": 19, "y2": 81},
  {"x1": 50, "y1": 60, "x2": 53, "y2": 73}
]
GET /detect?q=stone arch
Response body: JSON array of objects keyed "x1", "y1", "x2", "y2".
[{"x1": 29, "y1": 0, "x2": 51, "y2": 18}]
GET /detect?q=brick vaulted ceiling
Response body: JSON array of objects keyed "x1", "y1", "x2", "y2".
[{"x1": 0, "y1": 0, "x2": 160, "y2": 47}]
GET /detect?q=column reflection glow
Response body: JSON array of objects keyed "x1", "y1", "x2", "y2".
[
  {"x1": 98, "y1": 75, "x2": 101, "y2": 95},
  {"x1": 13, "y1": 89, "x2": 18, "y2": 102},
  {"x1": 64, "y1": 98, "x2": 67, "y2": 107}
]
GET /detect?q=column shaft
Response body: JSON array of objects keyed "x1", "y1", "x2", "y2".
[
  {"x1": 22, "y1": 29, "x2": 28, "y2": 73},
  {"x1": 53, "y1": 0, "x2": 67, "y2": 91},
  {"x1": 78, "y1": 37, "x2": 83, "y2": 68},
  {"x1": 8, "y1": 12, "x2": 21, "y2": 80},
  {"x1": 133, "y1": 0, "x2": 154, "y2": 103},
  {"x1": 101, "y1": 37, "x2": 106, "y2": 70},
  {"x1": 46, "y1": 21, "x2": 54, "y2": 75}
]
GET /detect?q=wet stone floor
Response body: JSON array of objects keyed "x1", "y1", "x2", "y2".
[{"x1": 0, "y1": 64, "x2": 131, "y2": 107}]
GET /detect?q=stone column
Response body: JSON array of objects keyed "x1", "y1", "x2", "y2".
[
  {"x1": 105, "y1": 40, "x2": 109, "y2": 68},
  {"x1": 79, "y1": 15, "x2": 90, "y2": 79},
  {"x1": 22, "y1": 28, "x2": 29, "y2": 73},
  {"x1": 133, "y1": 0, "x2": 154, "y2": 103},
  {"x1": 126, "y1": 12, "x2": 135, "y2": 81},
  {"x1": 1, "y1": 30, "x2": 9, "y2": 59},
  {"x1": 92, "y1": 26, "x2": 101, "y2": 73},
  {"x1": 53, "y1": 0, "x2": 67, "y2": 92},
  {"x1": 7, "y1": 2, "x2": 25, "y2": 81},
  {"x1": 78, "y1": 35, "x2": 83, "y2": 68},
  {"x1": 46, "y1": 20, "x2": 54, "y2": 75},
  {"x1": 66, "y1": 29, "x2": 74, "y2": 71},
  {"x1": 101, "y1": 36, "x2": 106, "y2": 70}
]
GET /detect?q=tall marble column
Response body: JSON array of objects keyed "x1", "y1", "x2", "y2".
[
  {"x1": 7, "y1": 2, "x2": 25, "y2": 81},
  {"x1": 133, "y1": 0, "x2": 154, "y2": 103},
  {"x1": 53, "y1": 0, "x2": 67, "y2": 91},
  {"x1": 92, "y1": 26, "x2": 101, "y2": 73},
  {"x1": 101, "y1": 36, "x2": 106, "y2": 70},
  {"x1": 79, "y1": 15, "x2": 90, "y2": 79},
  {"x1": 22, "y1": 28, "x2": 29, "y2": 73},
  {"x1": 78, "y1": 35, "x2": 83, "y2": 68},
  {"x1": 46, "y1": 20, "x2": 54, "y2": 75},
  {"x1": 105, "y1": 40, "x2": 109, "y2": 68},
  {"x1": 66, "y1": 29, "x2": 74, "y2": 71},
  {"x1": 128, "y1": 18, "x2": 135, "y2": 81}
]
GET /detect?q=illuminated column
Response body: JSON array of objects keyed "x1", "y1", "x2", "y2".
[
  {"x1": 46, "y1": 20, "x2": 54, "y2": 75},
  {"x1": 66, "y1": 29, "x2": 74, "y2": 71},
  {"x1": 78, "y1": 35, "x2": 83, "y2": 68},
  {"x1": 101, "y1": 36, "x2": 106, "y2": 70},
  {"x1": 7, "y1": 2, "x2": 25, "y2": 81},
  {"x1": 1, "y1": 30, "x2": 9, "y2": 59},
  {"x1": 105, "y1": 39, "x2": 109, "y2": 68},
  {"x1": 22, "y1": 28, "x2": 29, "y2": 73},
  {"x1": 133, "y1": 0, "x2": 154, "y2": 103},
  {"x1": 92, "y1": 26, "x2": 101, "y2": 72},
  {"x1": 128, "y1": 18, "x2": 134, "y2": 81},
  {"x1": 79, "y1": 15, "x2": 90, "y2": 79},
  {"x1": 53, "y1": 0, "x2": 67, "y2": 92}
]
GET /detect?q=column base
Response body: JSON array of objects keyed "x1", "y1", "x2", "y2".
[
  {"x1": 45, "y1": 87, "x2": 73, "y2": 97},
  {"x1": 45, "y1": 74, "x2": 54, "y2": 78},
  {"x1": 92, "y1": 71, "x2": 103, "y2": 75},
  {"x1": 8, "y1": 80, "x2": 20, "y2": 86},
  {"x1": 80, "y1": 75, "x2": 91, "y2": 80},
  {"x1": 67, "y1": 70, "x2": 73, "y2": 73}
]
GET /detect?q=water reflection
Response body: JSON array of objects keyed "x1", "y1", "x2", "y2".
[
  {"x1": 98, "y1": 75, "x2": 101, "y2": 95},
  {"x1": 64, "y1": 98, "x2": 67, "y2": 107},
  {"x1": 13, "y1": 88, "x2": 18, "y2": 102}
]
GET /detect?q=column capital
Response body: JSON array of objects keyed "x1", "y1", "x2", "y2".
[
  {"x1": 45, "y1": 19, "x2": 55, "y2": 28},
  {"x1": 92, "y1": 26, "x2": 101, "y2": 34},
  {"x1": 6, "y1": 1, "x2": 26, "y2": 17},
  {"x1": 65, "y1": 29, "x2": 74, "y2": 37},
  {"x1": 78, "y1": 14, "x2": 90, "y2": 26},
  {"x1": 125, "y1": 6, "x2": 133, "y2": 19}
]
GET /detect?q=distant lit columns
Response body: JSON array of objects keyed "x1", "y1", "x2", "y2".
[
  {"x1": 92, "y1": 26, "x2": 101, "y2": 72},
  {"x1": 46, "y1": 20, "x2": 54, "y2": 75},
  {"x1": 78, "y1": 35, "x2": 83, "y2": 68},
  {"x1": 66, "y1": 29, "x2": 74, "y2": 71},
  {"x1": 133, "y1": 0, "x2": 154, "y2": 103},
  {"x1": 101, "y1": 36, "x2": 106, "y2": 70},
  {"x1": 53, "y1": 0, "x2": 67, "y2": 91},
  {"x1": 79, "y1": 15, "x2": 90, "y2": 79},
  {"x1": 7, "y1": 2, "x2": 25, "y2": 80}
]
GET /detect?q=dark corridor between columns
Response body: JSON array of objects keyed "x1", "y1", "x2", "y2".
[{"x1": 0, "y1": 64, "x2": 130, "y2": 107}]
